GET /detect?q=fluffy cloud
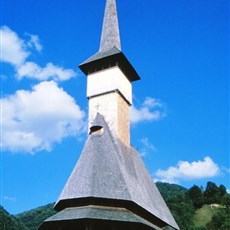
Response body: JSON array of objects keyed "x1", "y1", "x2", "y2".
[
  {"x1": 0, "y1": 26, "x2": 76, "y2": 81},
  {"x1": 155, "y1": 156, "x2": 220, "y2": 183},
  {"x1": 0, "y1": 26, "x2": 29, "y2": 66},
  {"x1": 1, "y1": 81, "x2": 86, "y2": 153},
  {"x1": 17, "y1": 62, "x2": 76, "y2": 81},
  {"x1": 130, "y1": 97, "x2": 165, "y2": 124}
]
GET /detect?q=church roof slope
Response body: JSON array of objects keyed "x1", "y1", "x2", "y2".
[{"x1": 55, "y1": 113, "x2": 179, "y2": 229}]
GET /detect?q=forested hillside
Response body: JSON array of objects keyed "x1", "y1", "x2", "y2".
[
  {"x1": 1, "y1": 182, "x2": 229, "y2": 230},
  {"x1": 0, "y1": 206, "x2": 28, "y2": 230},
  {"x1": 16, "y1": 203, "x2": 57, "y2": 230},
  {"x1": 157, "y1": 182, "x2": 230, "y2": 230}
]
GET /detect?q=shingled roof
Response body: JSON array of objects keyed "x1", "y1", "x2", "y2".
[{"x1": 55, "y1": 113, "x2": 179, "y2": 230}]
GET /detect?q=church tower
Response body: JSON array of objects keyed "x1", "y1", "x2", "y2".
[
  {"x1": 39, "y1": 0, "x2": 179, "y2": 229},
  {"x1": 79, "y1": 0, "x2": 140, "y2": 147}
]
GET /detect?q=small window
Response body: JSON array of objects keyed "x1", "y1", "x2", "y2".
[{"x1": 89, "y1": 125, "x2": 104, "y2": 135}]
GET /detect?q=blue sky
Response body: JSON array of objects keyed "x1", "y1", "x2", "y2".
[{"x1": 1, "y1": 0, "x2": 229, "y2": 214}]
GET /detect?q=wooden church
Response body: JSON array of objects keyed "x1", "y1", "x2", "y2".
[{"x1": 38, "y1": 0, "x2": 179, "y2": 229}]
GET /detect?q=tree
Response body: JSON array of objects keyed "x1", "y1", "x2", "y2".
[
  {"x1": 188, "y1": 185, "x2": 204, "y2": 209},
  {"x1": 0, "y1": 206, "x2": 28, "y2": 230},
  {"x1": 206, "y1": 209, "x2": 230, "y2": 230},
  {"x1": 222, "y1": 193, "x2": 230, "y2": 208},
  {"x1": 219, "y1": 184, "x2": 227, "y2": 204},
  {"x1": 219, "y1": 185, "x2": 227, "y2": 197},
  {"x1": 16, "y1": 203, "x2": 56, "y2": 230},
  {"x1": 193, "y1": 227, "x2": 207, "y2": 230},
  {"x1": 203, "y1": 182, "x2": 220, "y2": 204},
  {"x1": 166, "y1": 193, "x2": 195, "y2": 230}
]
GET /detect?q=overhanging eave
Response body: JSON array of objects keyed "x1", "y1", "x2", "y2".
[{"x1": 79, "y1": 49, "x2": 140, "y2": 82}]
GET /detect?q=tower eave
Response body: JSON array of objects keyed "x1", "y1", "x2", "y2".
[
  {"x1": 54, "y1": 197, "x2": 173, "y2": 229},
  {"x1": 40, "y1": 205, "x2": 166, "y2": 230},
  {"x1": 79, "y1": 48, "x2": 140, "y2": 82}
]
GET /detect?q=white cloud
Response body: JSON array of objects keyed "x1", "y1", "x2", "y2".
[
  {"x1": 17, "y1": 62, "x2": 76, "y2": 81},
  {"x1": 139, "y1": 137, "x2": 157, "y2": 157},
  {"x1": 0, "y1": 26, "x2": 29, "y2": 66},
  {"x1": 0, "y1": 26, "x2": 76, "y2": 81},
  {"x1": 155, "y1": 156, "x2": 220, "y2": 183},
  {"x1": 130, "y1": 97, "x2": 165, "y2": 124},
  {"x1": 1, "y1": 81, "x2": 86, "y2": 153},
  {"x1": 143, "y1": 97, "x2": 163, "y2": 108},
  {"x1": 26, "y1": 33, "x2": 43, "y2": 52}
]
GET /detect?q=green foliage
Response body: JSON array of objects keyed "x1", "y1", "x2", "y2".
[
  {"x1": 15, "y1": 203, "x2": 56, "y2": 230},
  {"x1": 156, "y1": 182, "x2": 187, "y2": 200},
  {"x1": 156, "y1": 182, "x2": 196, "y2": 230},
  {"x1": 219, "y1": 185, "x2": 227, "y2": 197},
  {"x1": 188, "y1": 185, "x2": 204, "y2": 209},
  {"x1": 204, "y1": 182, "x2": 220, "y2": 204},
  {"x1": 167, "y1": 193, "x2": 195, "y2": 230},
  {"x1": 193, "y1": 227, "x2": 207, "y2": 230},
  {"x1": 222, "y1": 193, "x2": 230, "y2": 208},
  {"x1": 157, "y1": 181, "x2": 229, "y2": 230},
  {"x1": 206, "y1": 209, "x2": 230, "y2": 230},
  {"x1": 203, "y1": 182, "x2": 227, "y2": 205},
  {"x1": 0, "y1": 206, "x2": 28, "y2": 230}
]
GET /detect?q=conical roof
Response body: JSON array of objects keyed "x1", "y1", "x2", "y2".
[{"x1": 55, "y1": 113, "x2": 179, "y2": 230}]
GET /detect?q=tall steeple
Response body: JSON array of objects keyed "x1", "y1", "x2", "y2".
[
  {"x1": 99, "y1": 0, "x2": 121, "y2": 52},
  {"x1": 39, "y1": 1, "x2": 180, "y2": 229}
]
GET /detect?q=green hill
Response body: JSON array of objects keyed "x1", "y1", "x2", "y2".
[
  {"x1": 156, "y1": 182, "x2": 187, "y2": 200},
  {"x1": 193, "y1": 204, "x2": 220, "y2": 227},
  {"x1": 193, "y1": 204, "x2": 230, "y2": 230},
  {"x1": 156, "y1": 182, "x2": 230, "y2": 230},
  {"x1": 15, "y1": 203, "x2": 57, "y2": 230},
  {"x1": 1, "y1": 182, "x2": 229, "y2": 230},
  {"x1": 0, "y1": 206, "x2": 28, "y2": 230}
]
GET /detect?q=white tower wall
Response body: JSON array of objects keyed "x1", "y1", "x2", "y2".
[{"x1": 87, "y1": 66, "x2": 132, "y2": 146}]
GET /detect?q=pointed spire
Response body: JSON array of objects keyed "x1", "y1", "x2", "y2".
[
  {"x1": 99, "y1": 0, "x2": 121, "y2": 52},
  {"x1": 79, "y1": 0, "x2": 140, "y2": 82}
]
